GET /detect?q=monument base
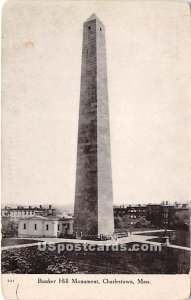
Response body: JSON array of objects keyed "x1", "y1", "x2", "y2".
[{"x1": 74, "y1": 232, "x2": 114, "y2": 241}]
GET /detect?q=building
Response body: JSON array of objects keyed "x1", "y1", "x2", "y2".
[
  {"x1": 18, "y1": 215, "x2": 74, "y2": 238},
  {"x1": 174, "y1": 202, "x2": 189, "y2": 210},
  {"x1": 174, "y1": 202, "x2": 190, "y2": 220},
  {"x1": 74, "y1": 14, "x2": 114, "y2": 239},
  {"x1": 114, "y1": 202, "x2": 190, "y2": 229},
  {"x1": 1, "y1": 205, "x2": 55, "y2": 223},
  {"x1": 174, "y1": 202, "x2": 190, "y2": 229},
  {"x1": 114, "y1": 205, "x2": 146, "y2": 220}
]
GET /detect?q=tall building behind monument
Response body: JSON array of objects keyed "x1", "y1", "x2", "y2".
[{"x1": 74, "y1": 14, "x2": 114, "y2": 239}]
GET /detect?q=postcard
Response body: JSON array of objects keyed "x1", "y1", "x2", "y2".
[{"x1": 1, "y1": 0, "x2": 191, "y2": 299}]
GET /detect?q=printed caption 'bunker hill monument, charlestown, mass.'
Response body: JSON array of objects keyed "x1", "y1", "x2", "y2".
[{"x1": 74, "y1": 14, "x2": 114, "y2": 239}]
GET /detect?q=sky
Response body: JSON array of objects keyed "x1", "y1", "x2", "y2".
[{"x1": 2, "y1": 1, "x2": 191, "y2": 207}]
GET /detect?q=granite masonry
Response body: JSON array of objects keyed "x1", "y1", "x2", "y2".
[{"x1": 74, "y1": 14, "x2": 114, "y2": 239}]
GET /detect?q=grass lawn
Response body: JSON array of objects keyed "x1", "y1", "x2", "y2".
[
  {"x1": 1, "y1": 242, "x2": 190, "y2": 274},
  {"x1": 1, "y1": 238, "x2": 41, "y2": 247}
]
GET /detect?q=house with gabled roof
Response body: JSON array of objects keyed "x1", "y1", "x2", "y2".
[{"x1": 18, "y1": 215, "x2": 74, "y2": 238}]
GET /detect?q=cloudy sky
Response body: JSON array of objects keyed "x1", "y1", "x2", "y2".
[{"x1": 2, "y1": 1, "x2": 191, "y2": 206}]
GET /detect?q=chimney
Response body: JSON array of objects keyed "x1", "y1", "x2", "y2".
[
  {"x1": 39, "y1": 205, "x2": 42, "y2": 209},
  {"x1": 49, "y1": 205, "x2": 52, "y2": 209},
  {"x1": 29, "y1": 206, "x2": 31, "y2": 209}
]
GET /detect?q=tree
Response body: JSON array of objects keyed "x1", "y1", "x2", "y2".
[
  {"x1": 173, "y1": 211, "x2": 190, "y2": 230},
  {"x1": 134, "y1": 217, "x2": 150, "y2": 228},
  {"x1": 2, "y1": 220, "x2": 18, "y2": 237},
  {"x1": 146, "y1": 206, "x2": 163, "y2": 229}
]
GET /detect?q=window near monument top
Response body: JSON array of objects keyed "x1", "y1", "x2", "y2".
[
  {"x1": 100, "y1": 27, "x2": 102, "y2": 31},
  {"x1": 46, "y1": 224, "x2": 49, "y2": 231},
  {"x1": 58, "y1": 224, "x2": 60, "y2": 230},
  {"x1": 34, "y1": 224, "x2": 37, "y2": 230},
  {"x1": 23, "y1": 223, "x2": 26, "y2": 230}
]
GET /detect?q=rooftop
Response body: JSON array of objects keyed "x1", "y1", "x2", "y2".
[{"x1": 19, "y1": 215, "x2": 73, "y2": 221}]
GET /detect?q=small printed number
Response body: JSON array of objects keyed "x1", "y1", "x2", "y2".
[{"x1": 7, "y1": 279, "x2": 14, "y2": 283}]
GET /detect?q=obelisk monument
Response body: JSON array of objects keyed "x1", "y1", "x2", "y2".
[{"x1": 74, "y1": 14, "x2": 114, "y2": 239}]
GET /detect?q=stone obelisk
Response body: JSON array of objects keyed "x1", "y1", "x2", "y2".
[{"x1": 74, "y1": 14, "x2": 114, "y2": 239}]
